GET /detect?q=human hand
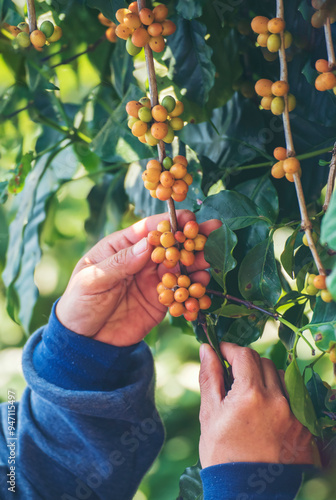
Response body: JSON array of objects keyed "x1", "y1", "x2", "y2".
[
  {"x1": 199, "y1": 342, "x2": 316, "y2": 467},
  {"x1": 56, "y1": 210, "x2": 221, "y2": 346}
]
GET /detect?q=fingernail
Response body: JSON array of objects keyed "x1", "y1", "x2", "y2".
[
  {"x1": 200, "y1": 344, "x2": 206, "y2": 362},
  {"x1": 133, "y1": 237, "x2": 148, "y2": 255}
]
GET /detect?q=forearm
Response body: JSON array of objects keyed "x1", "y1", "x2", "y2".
[{"x1": 0, "y1": 304, "x2": 164, "y2": 499}]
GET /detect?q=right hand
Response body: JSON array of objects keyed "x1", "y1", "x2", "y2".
[{"x1": 199, "y1": 342, "x2": 316, "y2": 468}]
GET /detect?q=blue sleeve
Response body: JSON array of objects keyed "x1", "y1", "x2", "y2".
[
  {"x1": 0, "y1": 303, "x2": 164, "y2": 500},
  {"x1": 200, "y1": 462, "x2": 317, "y2": 500}
]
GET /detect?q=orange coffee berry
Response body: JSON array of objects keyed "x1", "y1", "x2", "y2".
[
  {"x1": 142, "y1": 169, "x2": 160, "y2": 183},
  {"x1": 172, "y1": 180, "x2": 188, "y2": 195},
  {"x1": 251, "y1": 16, "x2": 270, "y2": 34},
  {"x1": 313, "y1": 274, "x2": 327, "y2": 290},
  {"x1": 169, "y1": 301, "x2": 186, "y2": 317},
  {"x1": 162, "y1": 272, "x2": 177, "y2": 288},
  {"x1": 157, "y1": 220, "x2": 171, "y2": 232},
  {"x1": 128, "y1": 2, "x2": 139, "y2": 14},
  {"x1": 157, "y1": 282, "x2": 167, "y2": 294},
  {"x1": 149, "y1": 35, "x2": 165, "y2": 52},
  {"x1": 189, "y1": 283, "x2": 206, "y2": 298},
  {"x1": 183, "y1": 221, "x2": 199, "y2": 239},
  {"x1": 184, "y1": 239, "x2": 195, "y2": 252},
  {"x1": 174, "y1": 287, "x2": 189, "y2": 303},
  {"x1": 148, "y1": 230, "x2": 162, "y2": 246},
  {"x1": 162, "y1": 259, "x2": 177, "y2": 269},
  {"x1": 173, "y1": 155, "x2": 188, "y2": 167},
  {"x1": 124, "y1": 13, "x2": 141, "y2": 30},
  {"x1": 177, "y1": 275, "x2": 191, "y2": 288},
  {"x1": 153, "y1": 4, "x2": 168, "y2": 22},
  {"x1": 106, "y1": 27, "x2": 117, "y2": 42},
  {"x1": 160, "y1": 231, "x2": 175, "y2": 248},
  {"x1": 160, "y1": 171, "x2": 175, "y2": 188},
  {"x1": 151, "y1": 122, "x2": 169, "y2": 140},
  {"x1": 162, "y1": 20, "x2": 176, "y2": 36},
  {"x1": 147, "y1": 23, "x2": 163, "y2": 36},
  {"x1": 255, "y1": 79, "x2": 273, "y2": 97},
  {"x1": 144, "y1": 180, "x2": 159, "y2": 190},
  {"x1": 126, "y1": 100, "x2": 143, "y2": 118},
  {"x1": 172, "y1": 192, "x2": 187, "y2": 202},
  {"x1": 261, "y1": 96, "x2": 273, "y2": 110},
  {"x1": 116, "y1": 8, "x2": 131, "y2": 23},
  {"x1": 170, "y1": 163, "x2": 187, "y2": 179},
  {"x1": 169, "y1": 101, "x2": 184, "y2": 117},
  {"x1": 98, "y1": 13, "x2": 114, "y2": 26},
  {"x1": 267, "y1": 18, "x2": 286, "y2": 33},
  {"x1": 180, "y1": 249, "x2": 195, "y2": 267},
  {"x1": 115, "y1": 23, "x2": 132, "y2": 39},
  {"x1": 273, "y1": 147, "x2": 287, "y2": 161},
  {"x1": 315, "y1": 59, "x2": 330, "y2": 73},
  {"x1": 285, "y1": 173, "x2": 295, "y2": 182},
  {"x1": 283, "y1": 157, "x2": 300, "y2": 174},
  {"x1": 175, "y1": 231, "x2": 186, "y2": 243},
  {"x1": 194, "y1": 234, "x2": 207, "y2": 251},
  {"x1": 165, "y1": 246, "x2": 180, "y2": 262},
  {"x1": 184, "y1": 311, "x2": 198, "y2": 321},
  {"x1": 132, "y1": 27, "x2": 150, "y2": 47},
  {"x1": 147, "y1": 159, "x2": 162, "y2": 170},
  {"x1": 257, "y1": 33, "x2": 269, "y2": 47},
  {"x1": 156, "y1": 184, "x2": 172, "y2": 201},
  {"x1": 132, "y1": 120, "x2": 148, "y2": 137},
  {"x1": 199, "y1": 295, "x2": 212, "y2": 310},
  {"x1": 152, "y1": 105, "x2": 168, "y2": 122},
  {"x1": 30, "y1": 30, "x2": 46, "y2": 47},
  {"x1": 271, "y1": 161, "x2": 286, "y2": 179},
  {"x1": 185, "y1": 297, "x2": 200, "y2": 313},
  {"x1": 151, "y1": 246, "x2": 166, "y2": 263},
  {"x1": 159, "y1": 289, "x2": 175, "y2": 306},
  {"x1": 139, "y1": 8, "x2": 154, "y2": 25},
  {"x1": 183, "y1": 173, "x2": 193, "y2": 186},
  {"x1": 271, "y1": 80, "x2": 289, "y2": 96},
  {"x1": 315, "y1": 72, "x2": 336, "y2": 91}
]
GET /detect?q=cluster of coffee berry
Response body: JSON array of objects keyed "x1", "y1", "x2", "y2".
[
  {"x1": 314, "y1": 59, "x2": 336, "y2": 93},
  {"x1": 142, "y1": 156, "x2": 192, "y2": 202},
  {"x1": 149, "y1": 220, "x2": 206, "y2": 269},
  {"x1": 271, "y1": 147, "x2": 302, "y2": 182},
  {"x1": 158, "y1": 272, "x2": 211, "y2": 320},
  {"x1": 6, "y1": 20, "x2": 62, "y2": 50},
  {"x1": 311, "y1": 0, "x2": 336, "y2": 28},
  {"x1": 126, "y1": 95, "x2": 184, "y2": 145},
  {"x1": 251, "y1": 16, "x2": 292, "y2": 53},
  {"x1": 98, "y1": 13, "x2": 117, "y2": 43},
  {"x1": 255, "y1": 79, "x2": 296, "y2": 115},
  {"x1": 115, "y1": 2, "x2": 176, "y2": 56},
  {"x1": 305, "y1": 273, "x2": 333, "y2": 303}
]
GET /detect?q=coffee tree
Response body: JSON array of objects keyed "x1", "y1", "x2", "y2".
[{"x1": 1, "y1": 0, "x2": 336, "y2": 497}]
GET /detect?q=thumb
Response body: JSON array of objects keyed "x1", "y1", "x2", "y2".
[
  {"x1": 199, "y1": 344, "x2": 225, "y2": 421},
  {"x1": 95, "y1": 237, "x2": 152, "y2": 288}
]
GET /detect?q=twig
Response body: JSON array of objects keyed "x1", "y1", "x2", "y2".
[
  {"x1": 324, "y1": 17, "x2": 336, "y2": 67},
  {"x1": 1, "y1": 101, "x2": 34, "y2": 121},
  {"x1": 26, "y1": 0, "x2": 37, "y2": 33},
  {"x1": 50, "y1": 36, "x2": 105, "y2": 69},
  {"x1": 137, "y1": 0, "x2": 178, "y2": 233},
  {"x1": 40, "y1": 45, "x2": 69, "y2": 62},
  {"x1": 277, "y1": 0, "x2": 326, "y2": 276},
  {"x1": 207, "y1": 290, "x2": 278, "y2": 318},
  {"x1": 323, "y1": 143, "x2": 336, "y2": 211}
]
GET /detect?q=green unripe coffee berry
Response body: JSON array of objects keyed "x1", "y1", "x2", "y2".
[
  {"x1": 321, "y1": 289, "x2": 333, "y2": 303},
  {"x1": 40, "y1": 20, "x2": 54, "y2": 38},
  {"x1": 17, "y1": 22, "x2": 29, "y2": 34},
  {"x1": 162, "y1": 95, "x2": 176, "y2": 113},
  {"x1": 287, "y1": 94, "x2": 296, "y2": 112},
  {"x1": 17, "y1": 32, "x2": 31, "y2": 48},
  {"x1": 302, "y1": 232, "x2": 318, "y2": 247},
  {"x1": 306, "y1": 284, "x2": 318, "y2": 295},
  {"x1": 284, "y1": 31, "x2": 292, "y2": 49},
  {"x1": 128, "y1": 117, "x2": 138, "y2": 129},
  {"x1": 162, "y1": 125, "x2": 175, "y2": 144},
  {"x1": 126, "y1": 36, "x2": 142, "y2": 56},
  {"x1": 47, "y1": 25, "x2": 62, "y2": 42},
  {"x1": 139, "y1": 97, "x2": 151, "y2": 108},
  {"x1": 267, "y1": 33, "x2": 281, "y2": 53},
  {"x1": 307, "y1": 273, "x2": 317, "y2": 286},
  {"x1": 163, "y1": 157, "x2": 173, "y2": 169},
  {"x1": 170, "y1": 117, "x2": 184, "y2": 130},
  {"x1": 271, "y1": 96, "x2": 285, "y2": 115},
  {"x1": 145, "y1": 129, "x2": 159, "y2": 146},
  {"x1": 138, "y1": 107, "x2": 152, "y2": 123}
]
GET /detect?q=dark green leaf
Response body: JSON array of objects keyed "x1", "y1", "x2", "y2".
[
  {"x1": 307, "y1": 299, "x2": 336, "y2": 351},
  {"x1": 238, "y1": 238, "x2": 282, "y2": 307},
  {"x1": 197, "y1": 190, "x2": 268, "y2": 230},
  {"x1": 110, "y1": 38, "x2": 137, "y2": 99},
  {"x1": 306, "y1": 371, "x2": 328, "y2": 418},
  {"x1": 217, "y1": 304, "x2": 251, "y2": 318},
  {"x1": 234, "y1": 175, "x2": 279, "y2": 222},
  {"x1": 281, "y1": 226, "x2": 301, "y2": 279},
  {"x1": 285, "y1": 359, "x2": 320, "y2": 436},
  {"x1": 265, "y1": 341, "x2": 288, "y2": 371},
  {"x1": 176, "y1": 0, "x2": 205, "y2": 19},
  {"x1": 203, "y1": 223, "x2": 237, "y2": 289},
  {"x1": 279, "y1": 303, "x2": 306, "y2": 351},
  {"x1": 85, "y1": 0, "x2": 125, "y2": 22},
  {"x1": 219, "y1": 311, "x2": 267, "y2": 347},
  {"x1": 178, "y1": 463, "x2": 203, "y2": 500},
  {"x1": 165, "y1": 19, "x2": 215, "y2": 105}
]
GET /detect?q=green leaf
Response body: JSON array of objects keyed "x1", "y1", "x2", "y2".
[
  {"x1": 306, "y1": 371, "x2": 328, "y2": 418},
  {"x1": 285, "y1": 359, "x2": 320, "y2": 436},
  {"x1": 197, "y1": 190, "x2": 268, "y2": 230},
  {"x1": 279, "y1": 303, "x2": 306, "y2": 351},
  {"x1": 326, "y1": 266, "x2": 336, "y2": 302},
  {"x1": 265, "y1": 340, "x2": 288, "y2": 371},
  {"x1": 176, "y1": 0, "x2": 205, "y2": 19},
  {"x1": 234, "y1": 175, "x2": 279, "y2": 222},
  {"x1": 219, "y1": 311, "x2": 267, "y2": 347},
  {"x1": 85, "y1": 0, "x2": 125, "y2": 22},
  {"x1": 165, "y1": 19, "x2": 216, "y2": 105},
  {"x1": 110, "y1": 38, "x2": 137, "y2": 99},
  {"x1": 307, "y1": 299, "x2": 336, "y2": 351},
  {"x1": 178, "y1": 463, "x2": 203, "y2": 500},
  {"x1": 238, "y1": 238, "x2": 282, "y2": 307},
  {"x1": 321, "y1": 190, "x2": 336, "y2": 250},
  {"x1": 217, "y1": 304, "x2": 251, "y2": 318},
  {"x1": 203, "y1": 223, "x2": 237, "y2": 289},
  {"x1": 281, "y1": 226, "x2": 301, "y2": 279}
]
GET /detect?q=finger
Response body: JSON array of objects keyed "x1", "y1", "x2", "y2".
[
  {"x1": 183, "y1": 251, "x2": 211, "y2": 274},
  {"x1": 91, "y1": 237, "x2": 153, "y2": 290},
  {"x1": 198, "y1": 219, "x2": 222, "y2": 236},
  {"x1": 189, "y1": 271, "x2": 211, "y2": 287},
  {"x1": 199, "y1": 344, "x2": 225, "y2": 422},
  {"x1": 219, "y1": 342, "x2": 265, "y2": 388},
  {"x1": 260, "y1": 357, "x2": 285, "y2": 394}
]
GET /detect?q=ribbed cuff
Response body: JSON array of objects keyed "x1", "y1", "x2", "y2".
[{"x1": 201, "y1": 462, "x2": 317, "y2": 500}]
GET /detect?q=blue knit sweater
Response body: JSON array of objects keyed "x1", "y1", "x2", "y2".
[{"x1": 0, "y1": 305, "x2": 315, "y2": 499}]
